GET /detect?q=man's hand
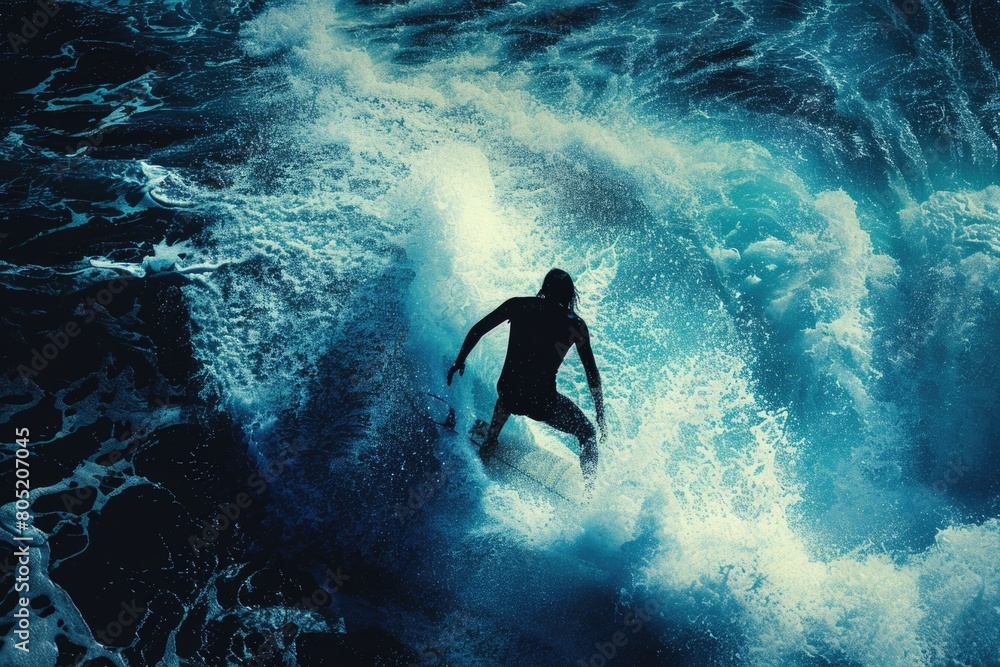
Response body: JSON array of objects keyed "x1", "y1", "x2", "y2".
[{"x1": 447, "y1": 361, "x2": 465, "y2": 385}]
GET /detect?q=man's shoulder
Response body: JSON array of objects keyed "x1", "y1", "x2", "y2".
[
  {"x1": 505, "y1": 296, "x2": 537, "y2": 310},
  {"x1": 498, "y1": 296, "x2": 534, "y2": 318}
]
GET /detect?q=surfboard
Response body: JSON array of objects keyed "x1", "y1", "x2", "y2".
[
  {"x1": 418, "y1": 393, "x2": 584, "y2": 502},
  {"x1": 468, "y1": 419, "x2": 583, "y2": 503}
]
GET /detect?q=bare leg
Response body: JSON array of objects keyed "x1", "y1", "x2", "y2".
[
  {"x1": 539, "y1": 393, "x2": 597, "y2": 482},
  {"x1": 480, "y1": 400, "x2": 510, "y2": 460}
]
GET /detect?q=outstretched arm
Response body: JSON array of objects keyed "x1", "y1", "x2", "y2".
[
  {"x1": 447, "y1": 299, "x2": 515, "y2": 385},
  {"x1": 575, "y1": 321, "x2": 607, "y2": 441}
]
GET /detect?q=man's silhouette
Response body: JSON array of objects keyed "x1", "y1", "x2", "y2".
[{"x1": 448, "y1": 269, "x2": 606, "y2": 478}]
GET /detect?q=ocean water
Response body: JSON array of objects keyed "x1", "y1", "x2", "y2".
[{"x1": 2, "y1": 0, "x2": 999, "y2": 665}]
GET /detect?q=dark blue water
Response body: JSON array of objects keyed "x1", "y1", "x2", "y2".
[{"x1": 2, "y1": 0, "x2": 999, "y2": 664}]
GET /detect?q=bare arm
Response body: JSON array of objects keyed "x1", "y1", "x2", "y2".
[
  {"x1": 575, "y1": 321, "x2": 607, "y2": 440},
  {"x1": 447, "y1": 299, "x2": 515, "y2": 385}
]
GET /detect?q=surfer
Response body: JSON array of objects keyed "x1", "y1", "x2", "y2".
[{"x1": 447, "y1": 269, "x2": 606, "y2": 478}]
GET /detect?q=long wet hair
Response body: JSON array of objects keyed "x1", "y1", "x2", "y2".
[{"x1": 537, "y1": 268, "x2": 578, "y2": 312}]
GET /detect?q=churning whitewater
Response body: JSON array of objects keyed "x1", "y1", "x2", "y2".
[{"x1": 3, "y1": 0, "x2": 1000, "y2": 664}]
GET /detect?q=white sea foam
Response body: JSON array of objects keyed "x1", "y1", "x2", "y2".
[{"x1": 167, "y1": 2, "x2": 1000, "y2": 664}]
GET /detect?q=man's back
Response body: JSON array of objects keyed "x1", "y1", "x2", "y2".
[{"x1": 499, "y1": 296, "x2": 584, "y2": 397}]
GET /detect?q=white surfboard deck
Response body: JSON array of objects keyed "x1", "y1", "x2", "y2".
[
  {"x1": 420, "y1": 393, "x2": 585, "y2": 503},
  {"x1": 470, "y1": 419, "x2": 584, "y2": 503}
]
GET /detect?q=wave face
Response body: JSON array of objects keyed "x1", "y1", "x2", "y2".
[{"x1": 3, "y1": 0, "x2": 1000, "y2": 665}]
